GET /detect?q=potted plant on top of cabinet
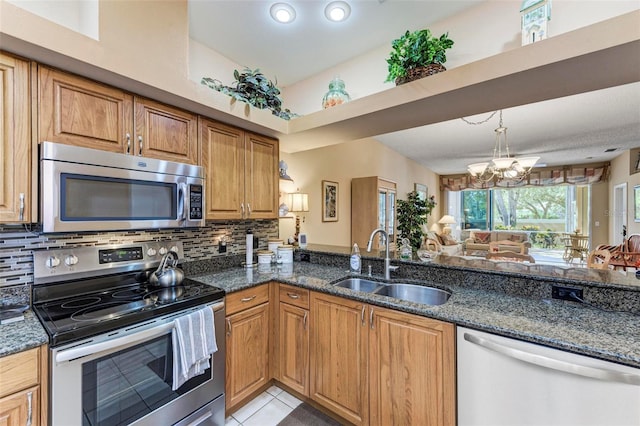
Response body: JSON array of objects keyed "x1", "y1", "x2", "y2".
[
  {"x1": 202, "y1": 68, "x2": 298, "y2": 120},
  {"x1": 385, "y1": 29, "x2": 454, "y2": 85}
]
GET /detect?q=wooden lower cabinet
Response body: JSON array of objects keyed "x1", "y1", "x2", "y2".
[
  {"x1": 308, "y1": 291, "x2": 455, "y2": 426},
  {"x1": 0, "y1": 345, "x2": 47, "y2": 426},
  {"x1": 369, "y1": 306, "x2": 455, "y2": 426},
  {"x1": 309, "y1": 292, "x2": 369, "y2": 425},
  {"x1": 0, "y1": 386, "x2": 39, "y2": 426},
  {"x1": 277, "y1": 284, "x2": 310, "y2": 397},
  {"x1": 228, "y1": 285, "x2": 455, "y2": 426},
  {"x1": 225, "y1": 286, "x2": 270, "y2": 414}
]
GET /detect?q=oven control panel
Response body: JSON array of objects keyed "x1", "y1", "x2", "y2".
[
  {"x1": 34, "y1": 241, "x2": 184, "y2": 284},
  {"x1": 99, "y1": 247, "x2": 144, "y2": 264}
]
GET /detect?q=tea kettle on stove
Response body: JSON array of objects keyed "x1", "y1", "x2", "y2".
[{"x1": 149, "y1": 251, "x2": 185, "y2": 287}]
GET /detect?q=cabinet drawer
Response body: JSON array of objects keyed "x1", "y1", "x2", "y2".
[
  {"x1": 0, "y1": 347, "x2": 40, "y2": 398},
  {"x1": 279, "y1": 284, "x2": 309, "y2": 309},
  {"x1": 226, "y1": 284, "x2": 269, "y2": 315}
]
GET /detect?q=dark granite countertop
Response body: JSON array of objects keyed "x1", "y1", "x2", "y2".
[
  {"x1": 0, "y1": 310, "x2": 49, "y2": 357},
  {"x1": 3, "y1": 248, "x2": 639, "y2": 369},
  {"x1": 191, "y1": 261, "x2": 640, "y2": 368}
]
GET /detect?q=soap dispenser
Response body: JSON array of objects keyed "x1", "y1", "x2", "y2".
[{"x1": 350, "y1": 243, "x2": 362, "y2": 274}]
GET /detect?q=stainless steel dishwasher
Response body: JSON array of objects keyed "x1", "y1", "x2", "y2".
[{"x1": 457, "y1": 326, "x2": 640, "y2": 426}]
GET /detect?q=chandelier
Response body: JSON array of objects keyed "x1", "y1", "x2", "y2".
[{"x1": 467, "y1": 110, "x2": 539, "y2": 184}]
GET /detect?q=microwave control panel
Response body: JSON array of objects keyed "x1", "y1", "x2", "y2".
[{"x1": 189, "y1": 184, "x2": 203, "y2": 220}]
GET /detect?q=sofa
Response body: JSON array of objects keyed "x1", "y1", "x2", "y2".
[{"x1": 463, "y1": 229, "x2": 531, "y2": 255}]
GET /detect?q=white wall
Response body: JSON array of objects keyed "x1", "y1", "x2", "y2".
[{"x1": 281, "y1": 0, "x2": 640, "y2": 115}]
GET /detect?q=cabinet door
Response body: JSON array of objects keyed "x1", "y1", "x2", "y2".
[
  {"x1": 38, "y1": 66, "x2": 133, "y2": 153},
  {"x1": 310, "y1": 292, "x2": 368, "y2": 425},
  {"x1": 0, "y1": 53, "x2": 31, "y2": 223},
  {"x1": 134, "y1": 97, "x2": 198, "y2": 164},
  {"x1": 369, "y1": 307, "x2": 455, "y2": 426},
  {"x1": 199, "y1": 118, "x2": 244, "y2": 219},
  {"x1": 278, "y1": 302, "x2": 309, "y2": 396},
  {"x1": 0, "y1": 386, "x2": 39, "y2": 426},
  {"x1": 244, "y1": 133, "x2": 278, "y2": 219},
  {"x1": 225, "y1": 302, "x2": 270, "y2": 412}
]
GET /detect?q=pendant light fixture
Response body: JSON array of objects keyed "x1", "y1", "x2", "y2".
[{"x1": 467, "y1": 110, "x2": 539, "y2": 184}]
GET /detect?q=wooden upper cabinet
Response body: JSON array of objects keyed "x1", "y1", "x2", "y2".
[
  {"x1": 38, "y1": 66, "x2": 198, "y2": 164},
  {"x1": 134, "y1": 97, "x2": 198, "y2": 164},
  {"x1": 200, "y1": 118, "x2": 245, "y2": 219},
  {"x1": 0, "y1": 53, "x2": 31, "y2": 223},
  {"x1": 38, "y1": 66, "x2": 133, "y2": 153},
  {"x1": 199, "y1": 118, "x2": 278, "y2": 220},
  {"x1": 244, "y1": 133, "x2": 278, "y2": 219}
]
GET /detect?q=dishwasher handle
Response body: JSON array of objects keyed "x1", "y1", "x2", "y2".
[{"x1": 463, "y1": 332, "x2": 640, "y2": 386}]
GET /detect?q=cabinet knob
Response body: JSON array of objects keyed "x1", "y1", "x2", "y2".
[
  {"x1": 126, "y1": 133, "x2": 131, "y2": 154},
  {"x1": 138, "y1": 135, "x2": 143, "y2": 156}
]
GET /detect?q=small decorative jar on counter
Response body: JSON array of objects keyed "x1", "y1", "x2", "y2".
[
  {"x1": 277, "y1": 245, "x2": 294, "y2": 264},
  {"x1": 268, "y1": 239, "x2": 284, "y2": 259},
  {"x1": 257, "y1": 250, "x2": 274, "y2": 265},
  {"x1": 322, "y1": 77, "x2": 351, "y2": 109}
]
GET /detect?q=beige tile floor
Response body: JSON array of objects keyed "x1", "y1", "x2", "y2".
[{"x1": 225, "y1": 385, "x2": 302, "y2": 426}]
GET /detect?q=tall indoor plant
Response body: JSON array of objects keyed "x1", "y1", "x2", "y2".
[
  {"x1": 397, "y1": 191, "x2": 437, "y2": 252},
  {"x1": 385, "y1": 29, "x2": 454, "y2": 85}
]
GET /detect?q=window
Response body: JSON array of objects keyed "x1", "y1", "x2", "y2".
[{"x1": 453, "y1": 185, "x2": 591, "y2": 248}]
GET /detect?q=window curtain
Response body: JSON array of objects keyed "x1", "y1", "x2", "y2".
[{"x1": 440, "y1": 162, "x2": 609, "y2": 191}]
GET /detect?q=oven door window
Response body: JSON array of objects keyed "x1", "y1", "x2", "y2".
[
  {"x1": 61, "y1": 173, "x2": 177, "y2": 221},
  {"x1": 82, "y1": 334, "x2": 210, "y2": 426}
]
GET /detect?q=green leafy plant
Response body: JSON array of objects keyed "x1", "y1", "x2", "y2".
[
  {"x1": 397, "y1": 191, "x2": 437, "y2": 252},
  {"x1": 202, "y1": 68, "x2": 298, "y2": 120},
  {"x1": 385, "y1": 29, "x2": 454, "y2": 83}
]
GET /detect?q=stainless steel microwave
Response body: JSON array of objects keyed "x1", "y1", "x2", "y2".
[{"x1": 40, "y1": 142, "x2": 205, "y2": 233}]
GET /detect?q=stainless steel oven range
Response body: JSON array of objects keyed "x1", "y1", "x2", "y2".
[{"x1": 32, "y1": 242, "x2": 225, "y2": 426}]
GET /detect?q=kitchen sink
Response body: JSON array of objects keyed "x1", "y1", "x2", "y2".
[
  {"x1": 373, "y1": 283, "x2": 451, "y2": 305},
  {"x1": 333, "y1": 278, "x2": 385, "y2": 293}
]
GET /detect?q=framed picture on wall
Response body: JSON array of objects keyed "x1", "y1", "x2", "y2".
[
  {"x1": 322, "y1": 180, "x2": 339, "y2": 222},
  {"x1": 414, "y1": 183, "x2": 428, "y2": 201},
  {"x1": 635, "y1": 185, "x2": 640, "y2": 222}
]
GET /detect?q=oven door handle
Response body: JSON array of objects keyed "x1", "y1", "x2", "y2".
[{"x1": 56, "y1": 321, "x2": 175, "y2": 363}]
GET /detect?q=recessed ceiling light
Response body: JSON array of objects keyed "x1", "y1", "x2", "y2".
[
  {"x1": 270, "y1": 3, "x2": 296, "y2": 24},
  {"x1": 325, "y1": 1, "x2": 351, "y2": 22}
]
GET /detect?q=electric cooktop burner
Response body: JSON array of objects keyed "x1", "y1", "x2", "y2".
[{"x1": 34, "y1": 277, "x2": 224, "y2": 347}]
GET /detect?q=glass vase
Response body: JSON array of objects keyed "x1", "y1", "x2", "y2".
[{"x1": 322, "y1": 77, "x2": 351, "y2": 109}]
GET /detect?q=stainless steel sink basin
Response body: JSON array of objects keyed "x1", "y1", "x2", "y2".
[
  {"x1": 333, "y1": 278, "x2": 384, "y2": 293},
  {"x1": 373, "y1": 283, "x2": 451, "y2": 305}
]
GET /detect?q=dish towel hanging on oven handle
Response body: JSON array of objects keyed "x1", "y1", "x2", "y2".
[{"x1": 172, "y1": 306, "x2": 217, "y2": 391}]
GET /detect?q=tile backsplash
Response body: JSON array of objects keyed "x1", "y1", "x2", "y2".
[{"x1": 0, "y1": 220, "x2": 278, "y2": 294}]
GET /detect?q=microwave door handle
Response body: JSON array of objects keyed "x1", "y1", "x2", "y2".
[{"x1": 178, "y1": 182, "x2": 187, "y2": 221}]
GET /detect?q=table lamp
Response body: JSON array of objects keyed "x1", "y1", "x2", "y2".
[
  {"x1": 438, "y1": 215, "x2": 456, "y2": 235},
  {"x1": 289, "y1": 191, "x2": 309, "y2": 245}
]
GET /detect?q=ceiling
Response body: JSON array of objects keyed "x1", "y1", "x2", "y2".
[{"x1": 189, "y1": 1, "x2": 640, "y2": 175}]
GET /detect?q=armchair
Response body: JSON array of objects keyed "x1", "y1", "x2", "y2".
[
  {"x1": 596, "y1": 234, "x2": 640, "y2": 270},
  {"x1": 422, "y1": 230, "x2": 462, "y2": 256}
]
